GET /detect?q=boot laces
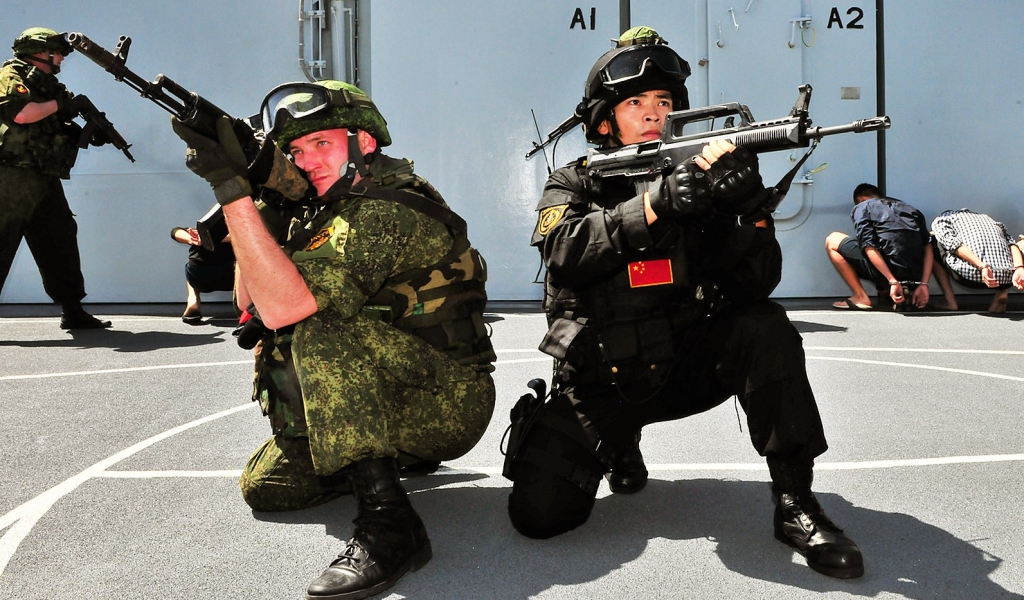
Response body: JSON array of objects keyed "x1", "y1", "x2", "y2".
[{"x1": 330, "y1": 540, "x2": 369, "y2": 569}]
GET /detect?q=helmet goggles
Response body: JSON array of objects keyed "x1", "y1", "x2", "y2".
[
  {"x1": 597, "y1": 44, "x2": 691, "y2": 90},
  {"x1": 261, "y1": 82, "x2": 366, "y2": 136}
]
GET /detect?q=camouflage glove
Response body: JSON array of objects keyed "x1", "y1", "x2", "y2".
[
  {"x1": 648, "y1": 161, "x2": 713, "y2": 218},
  {"x1": 171, "y1": 115, "x2": 253, "y2": 205},
  {"x1": 248, "y1": 139, "x2": 312, "y2": 201},
  {"x1": 704, "y1": 146, "x2": 763, "y2": 204}
]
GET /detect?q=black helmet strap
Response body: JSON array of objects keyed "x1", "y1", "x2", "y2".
[{"x1": 22, "y1": 52, "x2": 61, "y2": 74}]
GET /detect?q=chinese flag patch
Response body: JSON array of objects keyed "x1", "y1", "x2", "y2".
[{"x1": 628, "y1": 259, "x2": 673, "y2": 288}]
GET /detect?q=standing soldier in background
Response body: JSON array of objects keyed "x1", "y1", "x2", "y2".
[
  {"x1": 0, "y1": 28, "x2": 111, "y2": 329},
  {"x1": 506, "y1": 27, "x2": 863, "y2": 579},
  {"x1": 173, "y1": 80, "x2": 496, "y2": 599}
]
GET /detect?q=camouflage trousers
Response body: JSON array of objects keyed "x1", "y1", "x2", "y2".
[
  {"x1": 240, "y1": 312, "x2": 495, "y2": 511},
  {"x1": 0, "y1": 165, "x2": 86, "y2": 301}
]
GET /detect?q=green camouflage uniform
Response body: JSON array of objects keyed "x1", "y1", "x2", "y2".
[
  {"x1": 0, "y1": 57, "x2": 88, "y2": 301},
  {"x1": 240, "y1": 154, "x2": 496, "y2": 511}
]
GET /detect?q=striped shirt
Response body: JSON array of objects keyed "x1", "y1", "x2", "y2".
[{"x1": 932, "y1": 209, "x2": 1016, "y2": 285}]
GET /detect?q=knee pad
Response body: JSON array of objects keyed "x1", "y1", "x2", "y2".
[{"x1": 505, "y1": 391, "x2": 606, "y2": 538}]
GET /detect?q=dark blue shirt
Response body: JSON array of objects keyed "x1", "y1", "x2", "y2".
[{"x1": 851, "y1": 197, "x2": 930, "y2": 282}]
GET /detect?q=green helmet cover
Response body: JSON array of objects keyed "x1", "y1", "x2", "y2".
[
  {"x1": 12, "y1": 27, "x2": 73, "y2": 57},
  {"x1": 274, "y1": 80, "x2": 391, "y2": 148},
  {"x1": 617, "y1": 26, "x2": 667, "y2": 47}
]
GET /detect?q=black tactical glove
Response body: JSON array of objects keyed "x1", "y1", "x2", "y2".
[
  {"x1": 703, "y1": 146, "x2": 763, "y2": 204},
  {"x1": 54, "y1": 92, "x2": 80, "y2": 121},
  {"x1": 89, "y1": 128, "x2": 111, "y2": 147},
  {"x1": 248, "y1": 140, "x2": 313, "y2": 201},
  {"x1": 647, "y1": 160, "x2": 713, "y2": 218},
  {"x1": 171, "y1": 115, "x2": 253, "y2": 205}
]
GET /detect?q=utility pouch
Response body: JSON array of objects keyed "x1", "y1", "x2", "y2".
[
  {"x1": 538, "y1": 317, "x2": 587, "y2": 361},
  {"x1": 501, "y1": 378, "x2": 547, "y2": 480}
]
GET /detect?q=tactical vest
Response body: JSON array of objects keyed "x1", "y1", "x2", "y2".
[
  {"x1": 290, "y1": 155, "x2": 496, "y2": 368},
  {"x1": 538, "y1": 166, "x2": 711, "y2": 387},
  {"x1": 0, "y1": 59, "x2": 80, "y2": 178}
]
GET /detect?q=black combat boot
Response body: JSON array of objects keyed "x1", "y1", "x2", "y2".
[
  {"x1": 768, "y1": 455, "x2": 863, "y2": 579},
  {"x1": 605, "y1": 431, "x2": 648, "y2": 494},
  {"x1": 60, "y1": 301, "x2": 112, "y2": 330},
  {"x1": 306, "y1": 457, "x2": 432, "y2": 600}
]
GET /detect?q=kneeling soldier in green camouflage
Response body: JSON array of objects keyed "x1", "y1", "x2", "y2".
[{"x1": 173, "y1": 80, "x2": 496, "y2": 600}]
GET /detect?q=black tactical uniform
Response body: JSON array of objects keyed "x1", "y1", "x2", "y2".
[{"x1": 504, "y1": 26, "x2": 862, "y2": 580}]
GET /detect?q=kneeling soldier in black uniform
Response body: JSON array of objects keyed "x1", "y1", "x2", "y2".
[{"x1": 505, "y1": 26, "x2": 863, "y2": 579}]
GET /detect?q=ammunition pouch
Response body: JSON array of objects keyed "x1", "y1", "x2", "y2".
[
  {"x1": 365, "y1": 240, "x2": 495, "y2": 367},
  {"x1": 251, "y1": 325, "x2": 306, "y2": 437}
]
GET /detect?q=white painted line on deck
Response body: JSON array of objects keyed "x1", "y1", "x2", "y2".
[
  {"x1": 807, "y1": 356, "x2": 1024, "y2": 383},
  {"x1": 1, "y1": 350, "x2": 1021, "y2": 579},
  {"x1": 0, "y1": 403, "x2": 257, "y2": 576},
  {"x1": 0, "y1": 361, "x2": 252, "y2": 381},
  {"x1": 807, "y1": 346, "x2": 1024, "y2": 355}
]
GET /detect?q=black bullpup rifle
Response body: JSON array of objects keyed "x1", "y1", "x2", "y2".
[
  {"x1": 65, "y1": 32, "x2": 259, "y2": 250},
  {"x1": 585, "y1": 84, "x2": 889, "y2": 180}
]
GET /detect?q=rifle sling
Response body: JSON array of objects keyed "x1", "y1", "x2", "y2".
[
  {"x1": 716, "y1": 140, "x2": 819, "y2": 273},
  {"x1": 348, "y1": 184, "x2": 467, "y2": 235}
]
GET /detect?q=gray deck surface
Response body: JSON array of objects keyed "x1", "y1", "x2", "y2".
[{"x1": 1, "y1": 299, "x2": 1022, "y2": 599}]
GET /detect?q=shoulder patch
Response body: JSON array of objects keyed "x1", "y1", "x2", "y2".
[
  {"x1": 305, "y1": 226, "x2": 334, "y2": 251},
  {"x1": 537, "y1": 204, "x2": 568, "y2": 236},
  {"x1": 14, "y1": 83, "x2": 28, "y2": 95}
]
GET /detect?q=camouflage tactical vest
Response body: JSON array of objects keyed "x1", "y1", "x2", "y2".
[
  {"x1": 291, "y1": 155, "x2": 496, "y2": 367},
  {"x1": 0, "y1": 59, "x2": 80, "y2": 178}
]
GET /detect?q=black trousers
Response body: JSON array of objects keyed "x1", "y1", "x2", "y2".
[
  {"x1": 0, "y1": 165, "x2": 87, "y2": 303},
  {"x1": 508, "y1": 300, "x2": 828, "y2": 538}
]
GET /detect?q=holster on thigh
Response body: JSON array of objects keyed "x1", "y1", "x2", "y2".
[{"x1": 504, "y1": 382, "x2": 607, "y2": 539}]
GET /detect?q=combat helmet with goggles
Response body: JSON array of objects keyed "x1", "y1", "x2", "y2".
[
  {"x1": 580, "y1": 27, "x2": 691, "y2": 145},
  {"x1": 261, "y1": 80, "x2": 391, "y2": 148},
  {"x1": 12, "y1": 27, "x2": 73, "y2": 74}
]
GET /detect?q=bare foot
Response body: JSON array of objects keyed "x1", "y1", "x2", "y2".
[{"x1": 931, "y1": 299, "x2": 958, "y2": 311}]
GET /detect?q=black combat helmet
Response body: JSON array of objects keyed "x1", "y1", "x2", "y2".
[{"x1": 580, "y1": 26, "x2": 691, "y2": 145}]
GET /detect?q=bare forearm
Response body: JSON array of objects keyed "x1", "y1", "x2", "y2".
[
  {"x1": 222, "y1": 198, "x2": 317, "y2": 329},
  {"x1": 954, "y1": 244, "x2": 985, "y2": 269},
  {"x1": 14, "y1": 100, "x2": 57, "y2": 124},
  {"x1": 863, "y1": 246, "x2": 897, "y2": 282}
]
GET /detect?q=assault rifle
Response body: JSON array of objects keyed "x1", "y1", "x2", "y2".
[
  {"x1": 585, "y1": 84, "x2": 889, "y2": 180},
  {"x1": 65, "y1": 32, "x2": 259, "y2": 250},
  {"x1": 70, "y1": 95, "x2": 135, "y2": 162}
]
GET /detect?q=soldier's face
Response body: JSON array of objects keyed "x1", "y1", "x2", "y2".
[
  {"x1": 288, "y1": 128, "x2": 377, "y2": 195},
  {"x1": 599, "y1": 89, "x2": 672, "y2": 145},
  {"x1": 288, "y1": 128, "x2": 352, "y2": 195}
]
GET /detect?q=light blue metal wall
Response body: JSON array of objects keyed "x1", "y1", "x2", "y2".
[
  {"x1": 0, "y1": 1, "x2": 302, "y2": 303},
  {"x1": 3, "y1": 1, "x2": 1023, "y2": 303},
  {"x1": 885, "y1": 1, "x2": 1024, "y2": 242},
  {"x1": 364, "y1": 0, "x2": 623, "y2": 300}
]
